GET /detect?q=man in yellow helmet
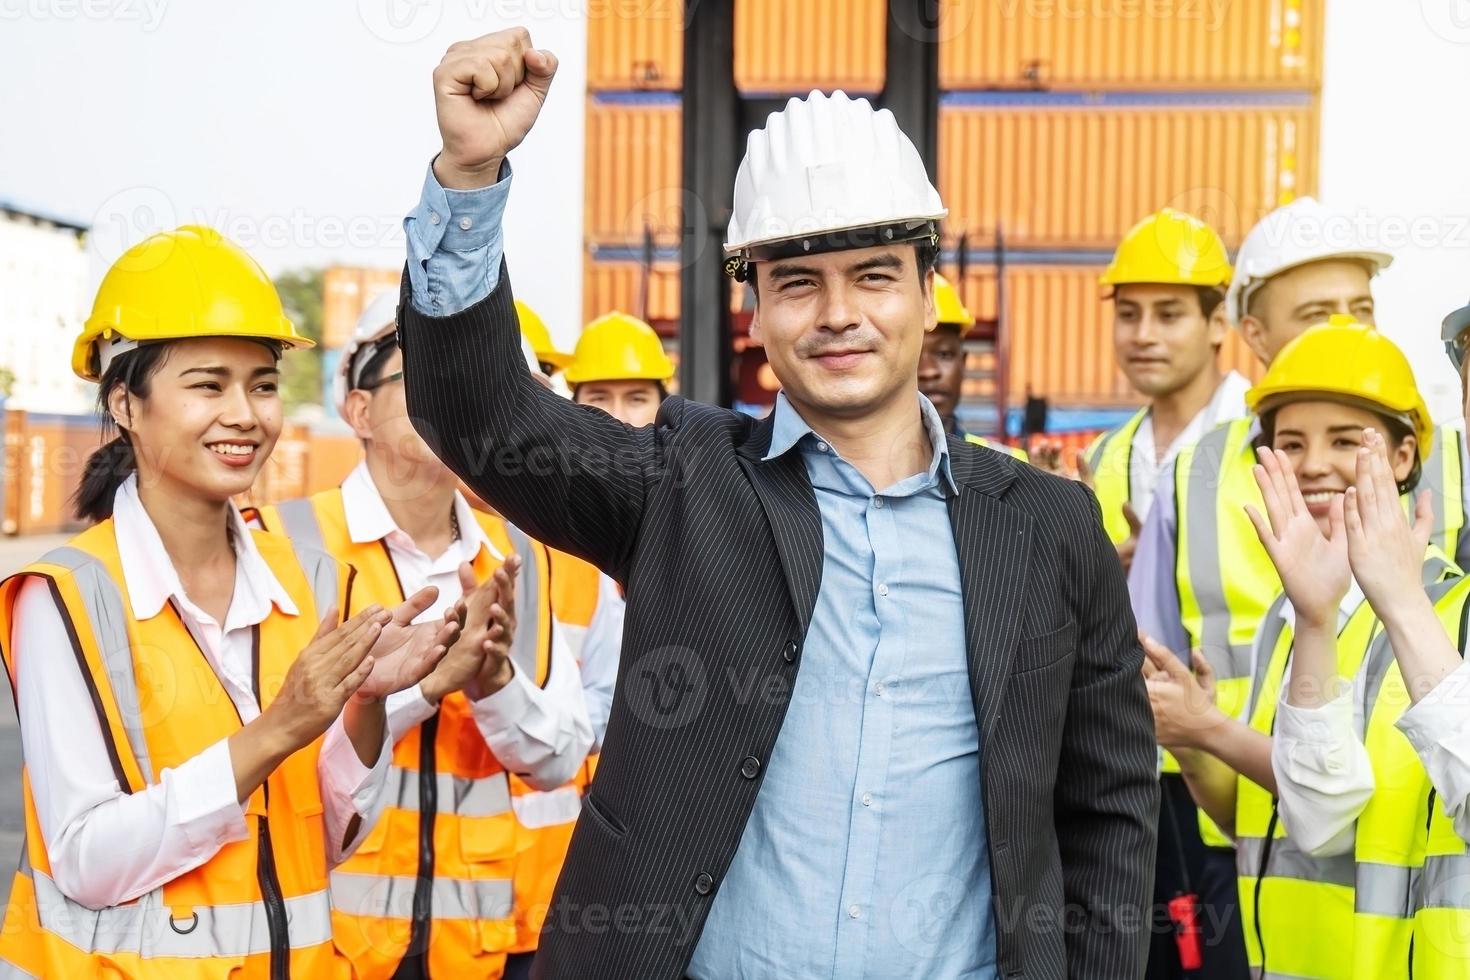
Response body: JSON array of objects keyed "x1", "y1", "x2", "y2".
[
  {"x1": 515, "y1": 299, "x2": 575, "y2": 399},
  {"x1": 564, "y1": 311, "x2": 675, "y2": 428},
  {"x1": 1129, "y1": 199, "x2": 1470, "y2": 980},
  {"x1": 1084, "y1": 209, "x2": 1251, "y2": 980},
  {"x1": 918, "y1": 274, "x2": 1029, "y2": 461},
  {"x1": 1087, "y1": 209, "x2": 1249, "y2": 574}
]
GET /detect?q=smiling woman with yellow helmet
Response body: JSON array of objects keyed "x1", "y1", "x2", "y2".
[
  {"x1": 1142, "y1": 316, "x2": 1469, "y2": 979},
  {"x1": 0, "y1": 226, "x2": 460, "y2": 978}
]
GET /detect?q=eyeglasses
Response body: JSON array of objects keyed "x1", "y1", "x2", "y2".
[{"x1": 359, "y1": 370, "x2": 403, "y2": 390}]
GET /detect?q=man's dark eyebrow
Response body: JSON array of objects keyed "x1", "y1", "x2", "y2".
[
  {"x1": 767, "y1": 262, "x2": 823, "y2": 281},
  {"x1": 846, "y1": 253, "x2": 905, "y2": 275}
]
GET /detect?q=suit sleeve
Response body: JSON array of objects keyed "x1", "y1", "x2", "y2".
[
  {"x1": 1056, "y1": 481, "x2": 1160, "y2": 978},
  {"x1": 397, "y1": 265, "x2": 665, "y2": 580}
]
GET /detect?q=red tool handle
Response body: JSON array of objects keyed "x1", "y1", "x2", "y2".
[{"x1": 1168, "y1": 893, "x2": 1203, "y2": 970}]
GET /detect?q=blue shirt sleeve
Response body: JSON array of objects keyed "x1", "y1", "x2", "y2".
[
  {"x1": 403, "y1": 159, "x2": 512, "y2": 316},
  {"x1": 1128, "y1": 463, "x2": 1191, "y2": 657}
]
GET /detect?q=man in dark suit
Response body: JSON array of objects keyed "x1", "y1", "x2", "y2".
[{"x1": 397, "y1": 28, "x2": 1158, "y2": 980}]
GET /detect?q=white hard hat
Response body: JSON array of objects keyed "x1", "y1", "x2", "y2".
[
  {"x1": 1225, "y1": 197, "x2": 1394, "y2": 325},
  {"x1": 333, "y1": 289, "x2": 398, "y2": 416},
  {"x1": 723, "y1": 90, "x2": 945, "y2": 281}
]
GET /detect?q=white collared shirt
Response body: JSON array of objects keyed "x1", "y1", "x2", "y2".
[
  {"x1": 578, "y1": 571, "x2": 626, "y2": 752},
  {"x1": 1129, "y1": 370, "x2": 1251, "y2": 523},
  {"x1": 10, "y1": 475, "x2": 390, "y2": 910},
  {"x1": 341, "y1": 462, "x2": 593, "y2": 790}
]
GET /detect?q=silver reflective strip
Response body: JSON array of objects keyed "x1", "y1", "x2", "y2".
[
  {"x1": 1422, "y1": 429, "x2": 1457, "y2": 556},
  {"x1": 1355, "y1": 862, "x2": 1418, "y2": 918},
  {"x1": 21, "y1": 855, "x2": 332, "y2": 958},
  {"x1": 1361, "y1": 570, "x2": 1461, "y2": 725},
  {"x1": 272, "y1": 498, "x2": 325, "y2": 557},
  {"x1": 503, "y1": 523, "x2": 543, "y2": 683},
  {"x1": 1234, "y1": 834, "x2": 1354, "y2": 887},
  {"x1": 511, "y1": 785, "x2": 583, "y2": 829},
  {"x1": 1246, "y1": 595, "x2": 1291, "y2": 721},
  {"x1": 330, "y1": 871, "x2": 513, "y2": 921},
  {"x1": 1183, "y1": 425, "x2": 1253, "y2": 682},
  {"x1": 0, "y1": 956, "x2": 38, "y2": 979},
  {"x1": 1421, "y1": 852, "x2": 1470, "y2": 910},
  {"x1": 292, "y1": 544, "x2": 341, "y2": 620},
  {"x1": 380, "y1": 764, "x2": 511, "y2": 818},
  {"x1": 38, "y1": 547, "x2": 154, "y2": 785}
]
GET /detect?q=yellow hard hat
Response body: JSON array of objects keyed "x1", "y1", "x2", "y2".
[
  {"x1": 1099, "y1": 208, "x2": 1232, "y2": 288},
  {"x1": 564, "y1": 311, "x2": 675, "y2": 385},
  {"x1": 1246, "y1": 314, "x2": 1433, "y2": 462},
  {"x1": 73, "y1": 225, "x2": 311, "y2": 382},
  {"x1": 933, "y1": 273, "x2": 975, "y2": 334},
  {"x1": 516, "y1": 299, "x2": 574, "y2": 371}
]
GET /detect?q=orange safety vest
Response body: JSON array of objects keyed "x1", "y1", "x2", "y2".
[
  {"x1": 261, "y1": 488, "x2": 591, "y2": 973},
  {"x1": 507, "y1": 548, "x2": 604, "y2": 954},
  {"x1": 0, "y1": 519, "x2": 353, "y2": 979}
]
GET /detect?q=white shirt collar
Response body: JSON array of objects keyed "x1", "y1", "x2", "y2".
[
  {"x1": 340, "y1": 460, "x2": 504, "y2": 563},
  {"x1": 111, "y1": 473, "x2": 298, "y2": 624}
]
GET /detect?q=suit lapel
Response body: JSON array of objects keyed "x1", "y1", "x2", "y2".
[
  {"x1": 947, "y1": 438, "x2": 1033, "y2": 744},
  {"x1": 736, "y1": 415, "x2": 825, "y2": 635}
]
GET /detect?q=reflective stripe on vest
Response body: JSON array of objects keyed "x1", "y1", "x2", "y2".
[
  {"x1": 379, "y1": 763, "x2": 512, "y2": 818},
  {"x1": 510, "y1": 784, "x2": 583, "y2": 830},
  {"x1": 963, "y1": 432, "x2": 1029, "y2": 463},
  {"x1": 1084, "y1": 407, "x2": 1148, "y2": 547},
  {"x1": 329, "y1": 871, "x2": 513, "y2": 921},
  {"x1": 17, "y1": 851, "x2": 333, "y2": 958}
]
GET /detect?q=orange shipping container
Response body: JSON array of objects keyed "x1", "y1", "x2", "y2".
[
  {"x1": 2, "y1": 411, "x2": 96, "y2": 536},
  {"x1": 957, "y1": 263, "x2": 1261, "y2": 406},
  {"x1": 322, "y1": 266, "x2": 400, "y2": 349},
  {"x1": 940, "y1": 0, "x2": 1322, "y2": 91},
  {"x1": 586, "y1": 0, "x2": 684, "y2": 91},
  {"x1": 584, "y1": 98, "x2": 684, "y2": 247},
  {"x1": 939, "y1": 97, "x2": 1317, "y2": 249},
  {"x1": 583, "y1": 253, "x2": 750, "y2": 328},
  {"x1": 734, "y1": 0, "x2": 886, "y2": 93}
]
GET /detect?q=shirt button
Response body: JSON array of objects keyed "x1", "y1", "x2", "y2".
[
  {"x1": 782, "y1": 640, "x2": 799, "y2": 663},
  {"x1": 861, "y1": 792, "x2": 873, "y2": 806},
  {"x1": 873, "y1": 497, "x2": 884, "y2": 508},
  {"x1": 740, "y1": 756, "x2": 761, "y2": 779},
  {"x1": 848, "y1": 904, "x2": 862, "y2": 919},
  {"x1": 428, "y1": 210, "x2": 441, "y2": 225},
  {"x1": 458, "y1": 216, "x2": 472, "y2": 231},
  {"x1": 694, "y1": 872, "x2": 714, "y2": 895},
  {"x1": 874, "y1": 683, "x2": 885, "y2": 697},
  {"x1": 816, "y1": 441, "x2": 829, "y2": 453},
  {"x1": 877, "y1": 583, "x2": 889, "y2": 597}
]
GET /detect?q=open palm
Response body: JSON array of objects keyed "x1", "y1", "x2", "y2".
[
  {"x1": 1245, "y1": 447, "x2": 1349, "y2": 626},
  {"x1": 357, "y1": 586, "x2": 457, "y2": 700}
]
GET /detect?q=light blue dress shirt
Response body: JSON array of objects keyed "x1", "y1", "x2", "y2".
[
  {"x1": 689, "y1": 393, "x2": 995, "y2": 980},
  {"x1": 407, "y1": 165, "x2": 997, "y2": 979}
]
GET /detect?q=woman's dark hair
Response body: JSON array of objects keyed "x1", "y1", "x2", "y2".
[
  {"x1": 74, "y1": 344, "x2": 173, "y2": 522},
  {"x1": 1257, "y1": 403, "x2": 1422, "y2": 495},
  {"x1": 73, "y1": 338, "x2": 283, "y2": 522}
]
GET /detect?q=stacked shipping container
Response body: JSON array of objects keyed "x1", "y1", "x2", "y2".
[{"x1": 584, "y1": 0, "x2": 1323, "y2": 419}]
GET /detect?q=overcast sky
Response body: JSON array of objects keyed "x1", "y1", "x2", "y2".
[{"x1": 3, "y1": 1, "x2": 1469, "y2": 414}]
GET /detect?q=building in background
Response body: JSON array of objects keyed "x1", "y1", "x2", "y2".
[
  {"x1": 0, "y1": 202, "x2": 91, "y2": 415},
  {"x1": 584, "y1": 0, "x2": 1321, "y2": 443}
]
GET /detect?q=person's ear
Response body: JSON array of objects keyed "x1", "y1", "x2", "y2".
[
  {"x1": 1240, "y1": 315, "x2": 1272, "y2": 365},
  {"x1": 343, "y1": 388, "x2": 375, "y2": 442}
]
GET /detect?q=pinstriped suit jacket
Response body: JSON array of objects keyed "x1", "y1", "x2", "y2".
[{"x1": 397, "y1": 269, "x2": 1158, "y2": 980}]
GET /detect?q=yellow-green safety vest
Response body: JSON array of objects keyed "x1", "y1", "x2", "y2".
[
  {"x1": 1235, "y1": 550, "x2": 1460, "y2": 978},
  {"x1": 964, "y1": 431, "x2": 1029, "y2": 463},
  {"x1": 1084, "y1": 407, "x2": 1149, "y2": 546}
]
